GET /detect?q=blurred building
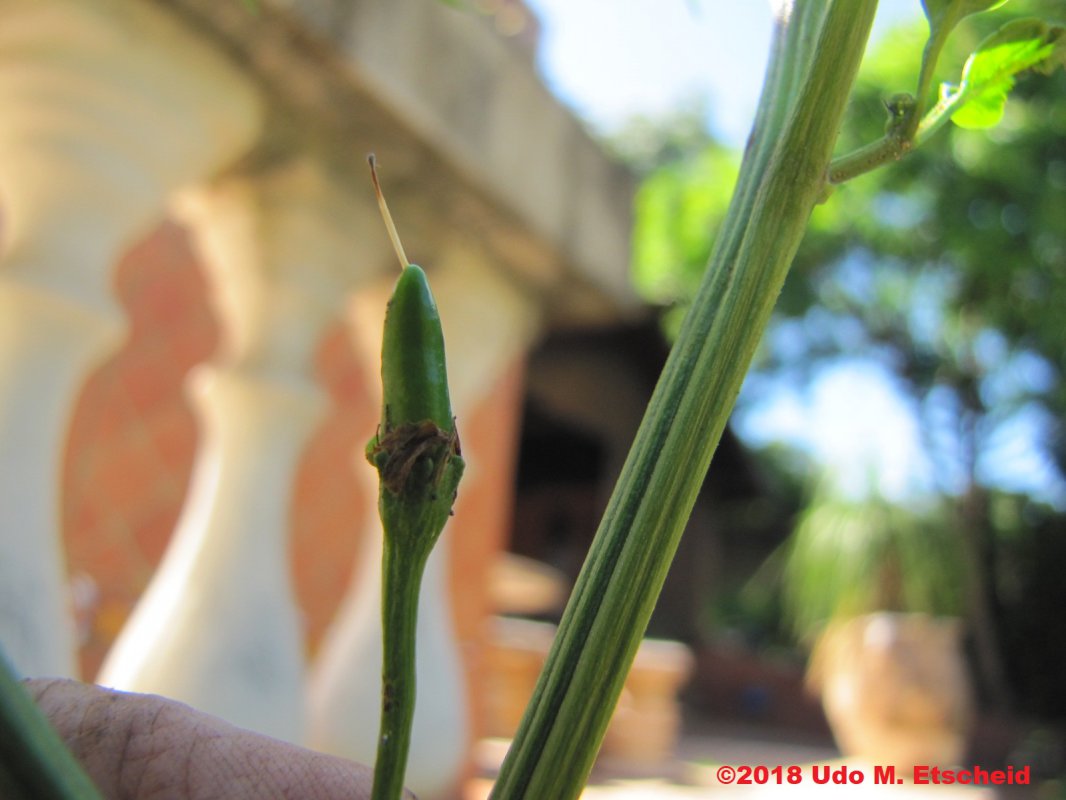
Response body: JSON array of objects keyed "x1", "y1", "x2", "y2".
[
  {"x1": 0, "y1": 1, "x2": 831, "y2": 797},
  {"x1": 0, "y1": 0, "x2": 647, "y2": 796}
]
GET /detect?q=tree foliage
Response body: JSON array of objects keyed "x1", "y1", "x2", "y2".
[{"x1": 634, "y1": 0, "x2": 1066, "y2": 502}]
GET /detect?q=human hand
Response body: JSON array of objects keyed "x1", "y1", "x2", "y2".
[{"x1": 25, "y1": 678, "x2": 410, "y2": 800}]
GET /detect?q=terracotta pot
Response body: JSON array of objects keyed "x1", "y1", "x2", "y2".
[
  {"x1": 810, "y1": 612, "x2": 974, "y2": 773},
  {"x1": 602, "y1": 638, "x2": 694, "y2": 767},
  {"x1": 483, "y1": 617, "x2": 556, "y2": 737},
  {"x1": 484, "y1": 619, "x2": 693, "y2": 768}
]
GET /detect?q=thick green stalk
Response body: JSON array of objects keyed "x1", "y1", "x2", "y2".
[
  {"x1": 490, "y1": 3, "x2": 879, "y2": 798},
  {"x1": 0, "y1": 651, "x2": 104, "y2": 800}
]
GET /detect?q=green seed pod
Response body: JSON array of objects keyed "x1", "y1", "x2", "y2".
[
  {"x1": 380, "y1": 264, "x2": 454, "y2": 433},
  {"x1": 365, "y1": 155, "x2": 463, "y2": 499}
]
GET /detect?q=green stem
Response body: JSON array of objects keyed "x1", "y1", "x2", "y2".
[
  {"x1": 915, "y1": 22, "x2": 954, "y2": 129},
  {"x1": 913, "y1": 88, "x2": 966, "y2": 144},
  {"x1": 370, "y1": 541, "x2": 428, "y2": 800},
  {"x1": 489, "y1": 2, "x2": 879, "y2": 798},
  {"x1": 366, "y1": 427, "x2": 463, "y2": 800},
  {"x1": 367, "y1": 429, "x2": 462, "y2": 800},
  {"x1": 828, "y1": 131, "x2": 913, "y2": 184},
  {"x1": 0, "y1": 651, "x2": 104, "y2": 800},
  {"x1": 826, "y1": 86, "x2": 963, "y2": 184}
]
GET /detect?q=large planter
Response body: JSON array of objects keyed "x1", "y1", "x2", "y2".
[
  {"x1": 484, "y1": 617, "x2": 693, "y2": 768},
  {"x1": 809, "y1": 612, "x2": 974, "y2": 772},
  {"x1": 601, "y1": 638, "x2": 694, "y2": 767}
]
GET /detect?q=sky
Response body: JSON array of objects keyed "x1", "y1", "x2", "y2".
[
  {"x1": 519, "y1": 1, "x2": 1066, "y2": 507},
  {"x1": 523, "y1": 0, "x2": 925, "y2": 146}
]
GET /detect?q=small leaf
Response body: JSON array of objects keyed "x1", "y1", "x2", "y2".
[
  {"x1": 922, "y1": 0, "x2": 1011, "y2": 36},
  {"x1": 950, "y1": 18, "x2": 1066, "y2": 129}
]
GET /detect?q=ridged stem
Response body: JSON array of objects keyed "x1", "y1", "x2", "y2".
[{"x1": 490, "y1": 3, "x2": 880, "y2": 797}]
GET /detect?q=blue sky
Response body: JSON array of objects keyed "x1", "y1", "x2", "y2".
[{"x1": 520, "y1": 1, "x2": 1066, "y2": 507}]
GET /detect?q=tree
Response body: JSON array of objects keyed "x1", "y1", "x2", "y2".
[
  {"x1": 785, "y1": 4, "x2": 1066, "y2": 715},
  {"x1": 633, "y1": 0, "x2": 1066, "y2": 717}
]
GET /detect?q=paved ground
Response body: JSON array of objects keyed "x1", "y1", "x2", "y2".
[{"x1": 465, "y1": 723, "x2": 1021, "y2": 799}]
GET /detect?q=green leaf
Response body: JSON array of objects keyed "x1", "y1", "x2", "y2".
[
  {"x1": 921, "y1": 0, "x2": 1011, "y2": 37},
  {"x1": 913, "y1": 0, "x2": 1011, "y2": 130},
  {"x1": 950, "y1": 18, "x2": 1066, "y2": 129}
]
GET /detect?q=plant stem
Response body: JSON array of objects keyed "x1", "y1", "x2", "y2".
[
  {"x1": 915, "y1": 22, "x2": 954, "y2": 131},
  {"x1": 0, "y1": 651, "x2": 104, "y2": 800},
  {"x1": 489, "y1": 3, "x2": 879, "y2": 798},
  {"x1": 827, "y1": 86, "x2": 964, "y2": 185},
  {"x1": 366, "y1": 428, "x2": 463, "y2": 800},
  {"x1": 828, "y1": 131, "x2": 913, "y2": 184},
  {"x1": 370, "y1": 541, "x2": 428, "y2": 800}
]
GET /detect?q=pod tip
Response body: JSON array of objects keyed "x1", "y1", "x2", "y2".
[{"x1": 367, "y1": 154, "x2": 409, "y2": 272}]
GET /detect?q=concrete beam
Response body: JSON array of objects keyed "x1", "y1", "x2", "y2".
[{"x1": 155, "y1": 0, "x2": 640, "y2": 327}]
